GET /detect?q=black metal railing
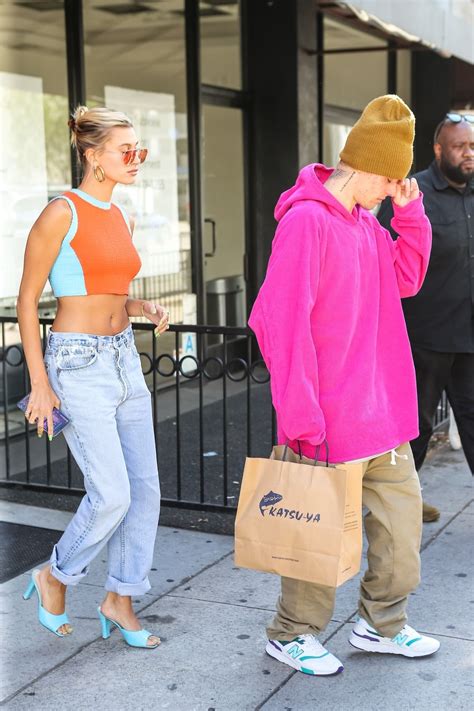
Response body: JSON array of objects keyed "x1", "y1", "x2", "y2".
[
  {"x1": 1, "y1": 314, "x2": 451, "y2": 512},
  {"x1": 0, "y1": 315, "x2": 274, "y2": 512},
  {"x1": 434, "y1": 389, "x2": 450, "y2": 429}
]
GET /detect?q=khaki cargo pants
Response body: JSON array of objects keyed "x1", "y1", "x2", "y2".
[{"x1": 267, "y1": 442, "x2": 422, "y2": 641}]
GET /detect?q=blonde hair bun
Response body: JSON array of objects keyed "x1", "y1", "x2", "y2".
[{"x1": 67, "y1": 105, "x2": 133, "y2": 164}]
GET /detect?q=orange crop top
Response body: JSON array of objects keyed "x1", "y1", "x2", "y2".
[{"x1": 49, "y1": 188, "x2": 142, "y2": 297}]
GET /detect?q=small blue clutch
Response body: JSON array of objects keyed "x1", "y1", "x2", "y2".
[{"x1": 17, "y1": 394, "x2": 70, "y2": 438}]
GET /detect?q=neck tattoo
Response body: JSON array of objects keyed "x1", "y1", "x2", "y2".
[
  {"x1": 340, "y1": 171, "x2": 356, "y2": 192},
  {"x1": 330, "y1": 168, "x2": 347, "y2": 181}
]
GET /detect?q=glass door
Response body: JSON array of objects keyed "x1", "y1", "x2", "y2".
[{"x1": 202, "y1": 104, "x2": 246, "y2": 329}]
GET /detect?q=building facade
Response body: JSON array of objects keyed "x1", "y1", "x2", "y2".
[{"x1": 0, "y1": 0, "x2": 472, "y2": 327}]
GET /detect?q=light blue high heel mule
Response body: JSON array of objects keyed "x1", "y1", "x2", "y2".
[
  {"x1": 97, "y1": 607, "x2": 160, "y2": 649},
  {"x1": 23, "y1": 569, "x2": 71, "y2": 637}
]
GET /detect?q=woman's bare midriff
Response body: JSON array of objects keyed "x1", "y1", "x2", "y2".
[{"x1": 52, "y1": 295, "x2": 131, "y2": 335}]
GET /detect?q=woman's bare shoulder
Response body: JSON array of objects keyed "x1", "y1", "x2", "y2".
[{"x1": 33, "y1": 196, "x2": 74, "y2": 238}]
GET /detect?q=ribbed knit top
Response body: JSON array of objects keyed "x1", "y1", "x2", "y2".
[{"x1": 48, "y1": 188, "x2": 142, "y2": 297}]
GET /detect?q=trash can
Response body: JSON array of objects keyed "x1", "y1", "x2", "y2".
[
  {"x1": 0, "y1": 345, "x2": 26, "y2": 410},
  {"x1": 206, "y1": 275, "x2": 246, "y2": 349},
  {"x1": 206, "y1": 275, "x2": 246, "y2": 328}
]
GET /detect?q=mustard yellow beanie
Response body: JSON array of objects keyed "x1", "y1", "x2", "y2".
[{"x1": 339, "y1": 95, "x2": 415, "y2": 180}]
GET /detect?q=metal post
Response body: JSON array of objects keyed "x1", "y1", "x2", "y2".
[
  {"x1": 388, "y1": 42, "x2": 397, "y2": 95},
  {"x1": 185, "y1": 0, "x2": 205, "y2": 325},
  {"x1": 64, "y1": 0, "x2": 86, "y2": 187},
  {"x1": 316, "y1": 10, "x2": 324, "y2": 163}
]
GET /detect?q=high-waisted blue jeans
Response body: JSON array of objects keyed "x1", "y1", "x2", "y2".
[{"x1": 44, "y1": 324, "x2": 160, "y2": 595}]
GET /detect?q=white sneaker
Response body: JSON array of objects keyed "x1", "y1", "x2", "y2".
[
  {"x1": 349, "y1": 618, "x2": 440, "y2": 658},
  {"x1": 266, "y1": 635, "x2": 344, "y2": 675}
]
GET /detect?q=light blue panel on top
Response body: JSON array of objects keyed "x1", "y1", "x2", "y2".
[
  {"x1": 114, "y1": 202, "x2": 132, "y2": 234},
  {"x1": 70, "y1": 188, "x2": 111, "y2": 210},
  {"x1": 48, "y1": 196, "x2": 87, "y2": 296}
]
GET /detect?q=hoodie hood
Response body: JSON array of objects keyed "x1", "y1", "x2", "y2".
[{"x1": 274, "y1": 163, "x2": 360, "y2": 224}]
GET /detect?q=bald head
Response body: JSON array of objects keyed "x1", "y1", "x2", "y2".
[{"x1": 434, "y1": 120, "x2": 474, "y2": 186}]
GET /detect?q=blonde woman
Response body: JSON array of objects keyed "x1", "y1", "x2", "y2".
[{"x1": 18, "y1": 106, "x2": 167, "y2": 648}]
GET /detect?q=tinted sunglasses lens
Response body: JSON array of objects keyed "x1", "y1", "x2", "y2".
[
  {"x1": 123, "y1": 150, "x2": 135, "y2": 166},
  {"x1": 138, "y1": 148, "x2": 148, "y2": 164}
]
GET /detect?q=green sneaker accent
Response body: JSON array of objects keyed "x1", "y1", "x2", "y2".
[{"x1": 405, "y1": 637, "x2": 422, "y2": 646}]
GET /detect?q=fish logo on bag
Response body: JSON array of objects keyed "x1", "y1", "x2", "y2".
[
  {"x1": 258, "y1": 491, "x2": 321, "y2": 523},
  {"x1": 259, "y1": 491, "x2": 283, "y2": 516}
]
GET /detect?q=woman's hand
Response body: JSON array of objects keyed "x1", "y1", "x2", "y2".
[
  {"x1": 24, "y1": 382, "x2": 61, "y2": 440},
  {"x1": 393, "y1": 177, "x2": 420, "y2": 208},
  {"x1": 141, "y1": 300, "x2": 170, "y2": 337}
]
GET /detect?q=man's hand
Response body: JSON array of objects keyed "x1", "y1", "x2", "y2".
[{"x1": 393, "y1": 177, "x2": 419, "y2": 208}]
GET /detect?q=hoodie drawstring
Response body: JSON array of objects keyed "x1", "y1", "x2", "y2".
[{"x1": 390, "y1": 448, "x2": 408, "y2": 466}]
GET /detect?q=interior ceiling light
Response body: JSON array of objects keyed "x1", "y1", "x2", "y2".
[
  {"x1": 96, "y1": 3, "x2": 156, "y2": 15},
  {"x1": 172, "y1": 6, "x2": 227, "y2": 17},
  {"x1": 7, "y1": 42, "x2": 44, "y2": 51},
  {"x1": 13, "y1": 1, "x2": 63, "y2": 10}
]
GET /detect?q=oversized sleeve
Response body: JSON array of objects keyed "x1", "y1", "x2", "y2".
[
  {"x1": 248, "y1": 208, "x2": 326, "y2": 446},
  {"x1": 377, "y1": 194, "x2": 432, "y2": 298}
]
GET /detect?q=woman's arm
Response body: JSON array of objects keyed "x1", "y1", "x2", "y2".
[{"x1": 16, "y1": 199, "x2": 71, "y2": 437}]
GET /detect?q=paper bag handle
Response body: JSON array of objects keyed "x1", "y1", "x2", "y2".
[
  {"x1": 282, "y1": 439, "x2": 330, "y2": 467},
  {"x1": 315, "y1": 439, "x2": 330, "y2": 467}
]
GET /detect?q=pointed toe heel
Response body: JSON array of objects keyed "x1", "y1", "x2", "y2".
[{"x1": 23, "y1": 569, "x2": 71, "y2": 637}]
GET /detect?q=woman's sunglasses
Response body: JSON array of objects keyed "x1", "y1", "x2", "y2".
[{"x1": 122, "y1": 148, "x2": 148, "y2": 166}]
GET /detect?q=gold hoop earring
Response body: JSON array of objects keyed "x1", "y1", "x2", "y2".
[{"x1": 93, "y1": 164, "x2": 105, "y2": 182}]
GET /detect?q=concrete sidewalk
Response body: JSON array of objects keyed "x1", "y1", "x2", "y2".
[{"x1": 1, "y1": 442, "x2": 472, "y2": 710}]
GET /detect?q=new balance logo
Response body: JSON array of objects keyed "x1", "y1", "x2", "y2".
[
  {"x1": 392, "y1": 633, "x2": 408, "y2": 646},
  {"x1": 286, "y1": 644, "x2": 304, "y2": 659}
]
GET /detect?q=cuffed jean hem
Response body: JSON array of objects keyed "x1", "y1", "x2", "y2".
[
  {"x1": 104, "y1": 575, "x2": 151, "y2": 596},
  {"x1": 49, "y1": 545, "x2": 88, "y2": 586}
]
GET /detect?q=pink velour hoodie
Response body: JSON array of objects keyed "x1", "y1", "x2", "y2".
[{"x1": 248, "y1": 163, "x2": 432, "y2": 463}]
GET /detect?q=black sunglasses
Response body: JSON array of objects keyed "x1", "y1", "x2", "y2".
[{"x1": 434, "y1": 113, "x2": 474, "y2": 142}]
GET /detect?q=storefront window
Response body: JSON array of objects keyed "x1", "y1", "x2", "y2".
[
  {"x1": 200, "y1": 0, "x2": 241, "y2": 89},
  {"x1": 323, "y1": 105, "x2": 360, "y2": 168},
  {"x1": 0, "y1": 0, "x2": 69, "y2": 308},
  {"x1": 202, "y1": 104, "x2": 245, "y2": 289},
  {"x1": 84, "y1": 0, "x2": 192, "y2": 324},
  {"x1": 324, "y1": 17, "x2": 388, "y2": 164}
]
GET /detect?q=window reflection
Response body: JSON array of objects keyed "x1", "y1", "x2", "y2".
[
  {"x1": 84, "y1": 0, "x2": 192, "y2": 323},
  {"x1": 200, "y1": 0, "x2": 241, "y2": 89},
  {"x1": 0, "y1": 0, "x2": 69, "y2": 308}
]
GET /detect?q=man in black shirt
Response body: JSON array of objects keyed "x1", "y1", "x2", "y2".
[{"x1": 377, "y1": 113, "x2": 474, "y2": 522}]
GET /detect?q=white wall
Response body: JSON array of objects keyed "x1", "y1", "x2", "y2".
[{"x1": 352, "y1": 0, "x2": 474, "y2": 64}]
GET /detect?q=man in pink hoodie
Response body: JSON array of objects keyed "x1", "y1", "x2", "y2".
[{"x1": 249, "y1": 95, "x2": 440, "y2": 676}]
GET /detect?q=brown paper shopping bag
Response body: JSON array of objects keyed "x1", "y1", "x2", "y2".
[{"x1": 234, "y1": 444, "x2": 363, "y2": 587}]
